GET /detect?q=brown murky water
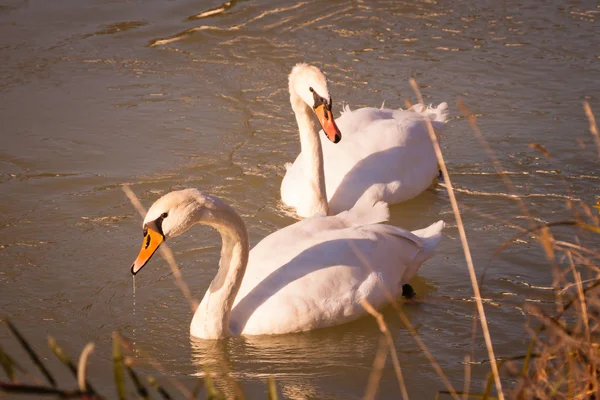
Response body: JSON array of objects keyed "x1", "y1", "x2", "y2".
[{"x1": 1, "y1": 0, "x2": 599, "y2": 398}]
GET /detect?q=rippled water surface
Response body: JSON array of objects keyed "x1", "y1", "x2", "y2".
[{"x1": 1, "y1": 0, "x2": 599, "y2": 398}]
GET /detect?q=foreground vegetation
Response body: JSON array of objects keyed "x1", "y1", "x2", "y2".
[{"x1": 1, "y1": 227, "x2": 598, "y2": 399}]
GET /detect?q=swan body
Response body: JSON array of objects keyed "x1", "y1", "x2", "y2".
[
  {"x1": 130, "y1": 188, "x2": 444, "y2": 339},
  {"x1": 281, "y1": 63, "x2": 449, "y2": 218}
]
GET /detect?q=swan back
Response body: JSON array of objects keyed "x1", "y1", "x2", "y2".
[{"x1": 230, "y1": 210, "x2": 445, "y2": 335}]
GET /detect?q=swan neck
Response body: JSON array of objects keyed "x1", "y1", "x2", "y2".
[
  {"x1": 192, "y1": 202, "x2": 249, "y2": 339},
  {"x1": 291, "y1": 93, "x2": 329, "y2": 216}
]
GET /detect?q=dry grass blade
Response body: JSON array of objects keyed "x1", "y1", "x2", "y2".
[
  {"x1": 77, "y1": 343, "x2": 95, "y2": 393},
  {"x1": 349, "y1": 241, "x2": 459, "y2": 399},
  {"x1": 112, "y1": 332, "x2": 127, "y2": 400},
  {"x1": 147, "y1": 375, "x2": 174, "y2": 400},
  {"x1": 580, "y1": 223, "x2": 600, "y2": 234},
  {"x1": 114, "y1": 332, "x2": 192, "y2": 398},
  {"x1": 397, "y1": 307, "x2": 462, "y2": 400},
  {"x1": 410, "y1": 80, "x2": 504, "y2": 399},
  {"x1": 487, "y1": 220, "x2": 600, "y2": 272},
  {"x1": 124, "y1": 357, "x2": 149, "y2": 399},
  {"x1": 189, "y1": 377, "x2": 204, "y2": 400},
  {"x1": 203, "y1": 369, "x2": 225, "y2": 400},
  {"x1": 0, "y1": 382, "x2": 88, "y2": 397},
  {"x1": 529, "y1": 143, "x2": 552, "y2": 158},
  {"x1": 436, "y1": 391, "x2": 498, "y2": 400},
  {"x1": 573, "y1": 272, "x2": 590, "y2": 343},
  {"x1": 453, "y1": 99, "x2": 568, "y2": 294},
  {"x1": 361, "y1": 299, "x2": 409, "y2": 400},
  {"x1": 47, "y1": 336, "x2": 97, "y2": 395},
  {"x1": 47, "y1": 336, "x2": 76, "y2": 374},
  {"x1": 363, "y1": 335, "x2": 388, "y2": 400},
  {"x1": 189, "y1": 340, "x2": 245, "y2": 400},
  {"x1": 0, "y1": 345, "x2": 17, "y2": 382},
  {"x1": 521, "y1": 271, "x2": 600, "y2": 398},
  {"x1": 462, "y1": 355, "x2": 471, "y2": 400},
  {"x1": 0, "y1": 339, "x2": 39, "y2": 385},
  {"x1": 520, "y1": 336, "x2": 537, "y2": 378},
  {"x1": 267, "y1": 376, "x2": 278, "y2": 400},
  {"x1": 122, "y1": 185, "x2": 199, "y2": 312},
  {"x1": 488, "y1": 220, "x2": 576, "y2": 265},
  {"x1": 483, "y1": 361, "x2": 503, "y2": 399},
  {"x1": 524, "y1": 305, "x2": 582, "y2": 348},
  {"x1": 212, "y1": 355, "x2": 245, "y2": 399},
  {"x1": 554, "y1": 280, "x2": 600, "y2": 325},
  {"x1": 456, "y1": 99, "x2": 531, "y2": 222},
  {"x1": 583, "y1": 101, "x2": 600, "y2": 158},
  {"x1": 5, "y1": 320, "x2": 56, "y2": 388}
]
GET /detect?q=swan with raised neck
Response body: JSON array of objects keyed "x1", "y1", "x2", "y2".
[
  {"x1": 287, "y1": 63, "x2": 341, "y2": 217},
  {"x1": 281, "y1": 63, "x2": 449, "y2": 218}
]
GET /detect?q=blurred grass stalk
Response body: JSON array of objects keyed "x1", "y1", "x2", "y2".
[
  {"x1": 407, "y1": 81, "x2": 599, "y2": 399},
  {"x1": 410, "y1": 79, "x2": 505, "y2": 399},
  {"x1": 443, "y1": 96, "x2": 598, "y2": 398}
]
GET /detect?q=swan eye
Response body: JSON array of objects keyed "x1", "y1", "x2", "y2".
[
  {"x1": 161, "y1": 212, "x2": 168, "y2": 219},
  {"x1": 311, "y1": 89, "x2": 326, "y2": 110},
  {"x1": 309, "y1": 87, "x2": 314, "y2": 93}
]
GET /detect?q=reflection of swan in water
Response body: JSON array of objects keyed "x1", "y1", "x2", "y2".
[
  {"x1": 188, "y1": 338, "x2": 240, "y2": 398},
  {"x1": 189, "y1": 331, "x2": 359, "y2": 399},
  {"x1": 130, "y1": 188, "x2": 444, "y2": 339},
  {"x1": 190, "y1": 335, "x2": 325, "y2": 399},
  {"x1": 189, "y1": 300, "x2": 433, "y2": 400}
]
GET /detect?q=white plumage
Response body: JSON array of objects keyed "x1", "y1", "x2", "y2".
[
  {"x1": 228, "y1": 197, "x2": 444, "y2": 336},
  {"x1": 281, "y1": 63, "x2": 449, "y2": 218},
  {"x1": 131, "y1": 189, "x2": 444, "y2": 339}
]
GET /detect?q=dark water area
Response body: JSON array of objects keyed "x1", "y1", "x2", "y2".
[{"x1": 1, "y1": 0, "x2": 599, "y2": 398}]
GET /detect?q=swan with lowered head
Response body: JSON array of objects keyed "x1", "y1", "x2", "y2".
[
  {"x1": 130, "y1": 188, "x2": 444, "y2": 339},
  {"x1": 281, "y1": 63, "x2": 449, "y2": 218}
]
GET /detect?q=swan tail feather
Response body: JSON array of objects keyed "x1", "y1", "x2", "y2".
[
  {"x1": 409, "y1": 102, "x2": 449, "y2": 130},
  {"x1": 430, "y1": 102, "x2": 449, "y2": 124},
  {"x1": 411, "y1": 220, "x2": 445, "y2": 260},
  {"x1": 361, "y1": 200, "x2": 390, "y2": 225},
  {"x1": 339, "y1": 104, "x2": 352, "y2": 117},
  {"x1": 339, "y1": 195, "x2": 390, "y2": 226}
]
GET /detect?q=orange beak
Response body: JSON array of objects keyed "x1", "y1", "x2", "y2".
[
  {"x1": 131, "y1": 227, "x2": 164, "y2": 275},
  {"x1": 314, "y1": 104, "x2": 341, "y2": 143}
]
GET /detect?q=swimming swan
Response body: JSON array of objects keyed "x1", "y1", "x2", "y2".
[
  {"x1": 281, "y1": 63, "x2": 449, "y2": 218},
  {"x1": 130, "y1": 189, "x2": 444, "y2": 339}
]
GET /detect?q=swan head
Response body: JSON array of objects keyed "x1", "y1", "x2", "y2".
[
  {"x1": 288, "y1": 63, "x2": 341, "y2": 143},
  {"x1": 130, "y1": 189, "x2": 224, "y2": 275}
]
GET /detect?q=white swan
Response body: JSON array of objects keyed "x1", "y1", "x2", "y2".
[
  {"x1": 130, "y1": 189, "x2": 444, "y2": 339},
  {"x1": 281, "y1": 63, "x2": 449, "y2": 218}
]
